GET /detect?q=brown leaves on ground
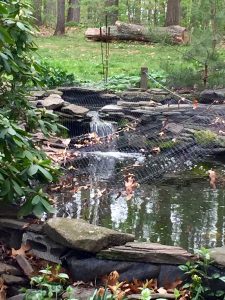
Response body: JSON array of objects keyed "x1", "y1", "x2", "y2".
[
  {"x1": 11, "y1": 243, "x2": 31, "y2": 258},
  {"x1": 99, "y1": 271, "x2": 186, "y2": 300}
]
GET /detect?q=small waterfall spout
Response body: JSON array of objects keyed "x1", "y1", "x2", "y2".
[{"x1": 89, "y1": 111, "x2": 115, "y2": 137}]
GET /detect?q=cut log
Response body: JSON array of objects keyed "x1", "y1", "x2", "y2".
[{"x1": 85, "y1": 21, "x2": 189, "y2": 45}]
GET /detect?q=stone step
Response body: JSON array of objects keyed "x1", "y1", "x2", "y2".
[{"x1": 98, "y1": 242, "x2": 193, "y2": 265}]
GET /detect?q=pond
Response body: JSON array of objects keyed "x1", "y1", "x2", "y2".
[
  {"x1": 54, "y1": 96, "x2": 225, "y2": 253},
  {"x1": 53, "y1": 154, "x2": 225, "y2": 253}
]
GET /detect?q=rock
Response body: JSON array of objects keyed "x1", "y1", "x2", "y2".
[
  {"x1": 0, "y1": 218, "x2": 28, "y2": 230},
  {"x1": 101, "y1": 104, "x2": 124, "y2": 112},
  {"x1": 47, "y1": 89, "x2": 63, "y2": 96},
  {"x1": 128, "y1": 293, "x2": 175, "y2": 299},
  {"x1": 15, "y1": 255, "x2": 34, "y2": 276},
  {"x1": 7, "y1": 295, "x2": 25, "y2": 300},
  {"x1": 30, "y1": 90, "x2": 48, "y2": 99},
  {"x1": 147, "y1": 88, "x2": 169, "y2": 95},
  {"x1": 100, "y1": 93, "x2": 121, "y2": 101},
  {"x1": 1, "y1": 274, "x2": 27, "y2": 285},
  {"x1": 210, "y1": 246, "x2": 225, "y2": 267},
  {"x1": 44, "y1": 218, "x2": 134, "y2": 253},
  {"x1": 199, "y1": 89, "x2": 225, "y2": 104},
  {"x1": 117, "y1": 100, "x2": 158, "y2": 108},
  {"x1": 61, "y1": 104, "x2": 89, "y2": 117},
  {"x1": 98, "y1": 242, "x2": 193, "y2": 265},
  {"x1": 66, "y1": 257, "x2": 160, "y2": 282},
  {"x1": 0, "y1": 263, "x2": 22, "y2": 276},
  {"x1": 119, "y1": 91, "x2": 153, "y2": 102},
  {"x1": 63, "y1": 286, "x2": 96, "y2": 300},
  {"x1": 39, "y1": 94, "x2": 65, "y2": 110},
  {"x1": 158, "y1": 265, "x2": 185, "y2": 288}
]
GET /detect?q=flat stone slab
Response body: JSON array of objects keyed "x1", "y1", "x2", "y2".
[
  {"x1": 61, "y1": 104, "x2": 89, "y2": 116},
  {"x1": 39, "y1": 94, "x2": 64, "y2": 110},
  {"x1": 101, "y1": 104, "x2": 124, "y2": 112},
  {"x1": 43, "y1": 218, "x2": 134, "y2": 253},
  {"x1": 98, "y1": 242, "x2": 193, "y2": 265}
]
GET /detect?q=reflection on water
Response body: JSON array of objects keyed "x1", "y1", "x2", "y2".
[{"x1": 54, "y1": 177, "x2": 225, "y2": 252}]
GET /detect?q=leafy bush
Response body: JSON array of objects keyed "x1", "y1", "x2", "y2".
[
  {"x1": 180, "y1": 248, "x2": 225, "y2": 299},
  {"x1": 0, "y1": 0, "x2": 64, "y2": 217},
  {"x1": 94, "y1": 71, "x2": 167, "y2": 92},
  {"x1": 38, "y1": 60, "x2": 76, "y2": 88}
]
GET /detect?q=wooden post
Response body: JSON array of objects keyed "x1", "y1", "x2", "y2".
[{"x1": 140, "y1": 67, "x2": 148, "y2": 90}]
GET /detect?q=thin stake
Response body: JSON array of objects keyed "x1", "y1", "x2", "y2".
[{"x1": 100, "y1": 26, "x2": 105, "y2": 81}]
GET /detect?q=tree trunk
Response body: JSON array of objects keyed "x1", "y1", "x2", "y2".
[
  {"x1": 54, "y1": 0, "x2": 65, "y2": 35},
  {"x1": 67, "y1": 0, "x2": 80, "y2": 23},
  {"x1": 165, "y1": 0, "x2": 181, "y2": 26},
  {"x1": 105, "y1": 0, "x2": 119, "y2": 25},
  {"x1": 33, "y1": 0, "x2": 42, "y2": 26},
  {"x1": 85, "y1": 21, "x2": 189, "y2": 45}
]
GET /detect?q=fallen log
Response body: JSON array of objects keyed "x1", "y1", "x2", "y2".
[{"x1": 85, "y1": 21, "x2": 189, "y2": 45}]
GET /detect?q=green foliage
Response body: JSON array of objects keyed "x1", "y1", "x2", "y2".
[
  {"x1": 23, "y1": 265, "x2": 75, "y2": 300},
  {"x1": 0, "y1": 0, "x2": 64, "y2": 217},
  {"x1": 179, "y1": 248, "x2": 225, "y2": 299},
  {"x1": 38, "y1": 60, "x2": 76, "y2": 88},
  {"x1": 98, "y1": 74, "x2": 140, "y2": 91},
  {"x1": 141, "y1": 288, "x2": 152, "y2": 300},
  {"x1": 194, "y1": 130, "x2": 218, "y2": 146}
]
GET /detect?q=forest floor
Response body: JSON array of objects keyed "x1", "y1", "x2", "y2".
[{"x1": 36, "y1": 27, "x2": 187, "y2": 83}]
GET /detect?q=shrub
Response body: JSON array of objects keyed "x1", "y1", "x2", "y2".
[
  {"x1": 0, "y1": 0, "x2": 64, "y2": 217},
  {"x1": 38, "y1": 60, "x2": 77, "y2": 88}
]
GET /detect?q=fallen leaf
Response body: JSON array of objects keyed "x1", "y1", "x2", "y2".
[
  {"x1": 208, "y1": 170, "x2": 216, "y2": 189},
  {"x1": 11, "y1": 243, "x2": 31, "y2": 257},
  {"x1": 108, "y1": 271, "x2": 120, "y2": 286},
  {"x1": 193, "y1": 99, "x2": 198, "y2": 110}
]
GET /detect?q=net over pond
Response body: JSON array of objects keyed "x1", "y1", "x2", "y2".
[{"x1": 51, "y1": 87, "x2": 225, "y2": 252}]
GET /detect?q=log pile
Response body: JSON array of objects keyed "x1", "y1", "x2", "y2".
[{"x1": 85, "y1": 21, "x2": 189, "y2": 45}]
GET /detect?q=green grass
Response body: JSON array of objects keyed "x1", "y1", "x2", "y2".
[{"x1": 36, "y1": 28, "x2": 185, "y2": 83}]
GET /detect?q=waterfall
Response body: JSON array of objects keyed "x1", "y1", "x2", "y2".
[{"x1": 89, "y1": 111, "x2": 115, "y2": 137}]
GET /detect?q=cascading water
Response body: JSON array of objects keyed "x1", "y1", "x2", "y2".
[
  {"x1": 83, "y1": 111, "x2": 145, "y2": 180},
  {"x1": 89, "y1": 111, "x2": 115, "y2": 137}
]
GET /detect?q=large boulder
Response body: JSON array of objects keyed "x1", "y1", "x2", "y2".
[
  {"x1": 199, "y1": 89, "x2": 225, "y2": 104},
  {"x1": 39, "y1": 94, "x2": 65, "y2": 110},
  {"x1": 210, "y1": 246, "x2": 225, "y2": 267},
  {"x1": 43, "y1": 218, "x2": 134, "y2": 253}
]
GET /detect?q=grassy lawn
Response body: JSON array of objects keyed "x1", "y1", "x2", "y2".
[{"x1": 36, "y1": 28, "x2": 185, "y2": 83}]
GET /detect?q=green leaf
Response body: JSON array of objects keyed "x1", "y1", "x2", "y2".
[
  {"x1": 58, "y1": 273, "x2": 69, "y2": 280},
  {"x1": 219, "y1": 276, "x2": 225, "y2": 282},
  {"x1": 16, "y1": 22, "x2": 27, "y2": 31},
  {"x1": 32, "y1": 195, "x2": 42, "y2": 205},
  {"x1": 12, "y1": 180, "x2": 24, "y2": 196},
  {"x1": 0, "y1": 27, "x2": 12, "y2": 43},
  {"x1": 38, "y1": 166, "x2": 53, "y2": 181},
  {"x1": 0, "y1": 4, "x2": 8, "y2": 14},
  {"x1": 40, "y1": 198, "x2": 55, "y2": 213},
  {"x1": 33, "y1": 203, "x2": 45, "y2": 218},
  {"x1": 23, "y1": 150, "x2": 34, "y2": 161},
  {"x1": 28, "y1": 164, "x2": 39, "y2": 176}
]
